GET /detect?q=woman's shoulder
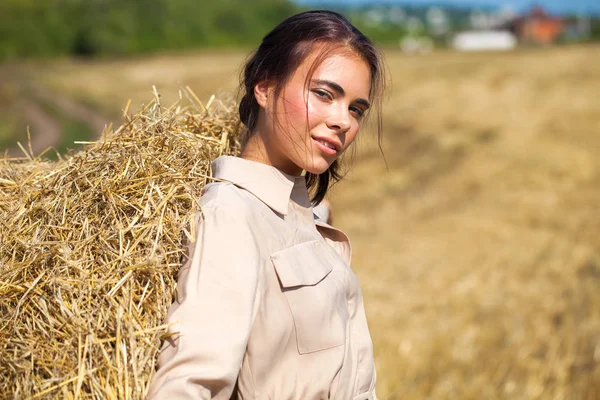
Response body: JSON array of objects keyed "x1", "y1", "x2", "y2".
[
  {"x1": 195, "y1": 182, "x2": 272, "y2": 246},
  {"x1": 199, "y1": 181, "x2": 261, "y2": 216}
]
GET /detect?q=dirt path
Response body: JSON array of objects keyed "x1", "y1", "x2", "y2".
[
  {"x1": 6, "y1": 83, "x2": 111, "y2": 158},
  {"x1": 29, "y1": 84, "x2": 109, "y2": 136},
  {"x1": 8, "y1": 98, "x2": 62, "y2": 157}
]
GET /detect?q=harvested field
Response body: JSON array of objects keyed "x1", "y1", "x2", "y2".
[
  {"x1": 336, "y1": 45, "x2": 600, "y2": 399},
  {"x1": 1, "y1": 44, "x2": 600, "y2": 398}
]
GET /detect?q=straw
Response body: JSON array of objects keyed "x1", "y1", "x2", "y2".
[{"x1": 0, "y1": 89, "x2": 242, "y2": 399}]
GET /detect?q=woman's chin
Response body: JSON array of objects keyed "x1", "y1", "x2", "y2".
[{"x1": 303, "y1": 160, "x2": 332, "y2": 175}]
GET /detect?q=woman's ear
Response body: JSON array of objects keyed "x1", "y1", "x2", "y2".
[{"x1": 254, "y1": 81, "x2": 271, "y2": 108}]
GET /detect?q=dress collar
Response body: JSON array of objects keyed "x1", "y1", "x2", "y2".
[{"x1": 211, "y1": 156, "x2": 309, "y2": 215}]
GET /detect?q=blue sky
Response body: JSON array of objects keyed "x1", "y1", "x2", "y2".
[{"x1": 293, "y1": 0, "x2": 600, "y2": 15}]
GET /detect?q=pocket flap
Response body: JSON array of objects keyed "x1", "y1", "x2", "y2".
[{"x1": 271, "y1": 240, "x2": 333, "y2": 288}]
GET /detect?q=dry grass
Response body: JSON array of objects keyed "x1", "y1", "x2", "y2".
[
  {"x1": 0, "y1": 90, "x2": 241, "y2": 399},
  {"x1": 1, "y1": 44, "x2": 599, "y2": 399},
  {"x1": 334, "y1": 45, "x2": 600, "y2": 399}
]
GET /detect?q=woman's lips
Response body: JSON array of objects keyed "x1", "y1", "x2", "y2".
[{"x1": 312, "y1": 137, "x2": 338, "y2": 156}]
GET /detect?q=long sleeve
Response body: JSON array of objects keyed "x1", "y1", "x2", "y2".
[{"x1": 147, "y1": 205, "x2": 262, "y2": 399}]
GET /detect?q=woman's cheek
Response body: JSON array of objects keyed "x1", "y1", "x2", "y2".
[
  {"x1": 306, "y1": 100, "x2": 318, "y2": 116},
  {"x1": 345, "y1": 128, "x2": 360, "y2": 149},
  {"x1": 307, "y1": 102, "x2": 328, "y2": 125}
]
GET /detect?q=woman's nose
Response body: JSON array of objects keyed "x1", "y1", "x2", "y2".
[{"x1": 325, "y1": 106, "x2": 351, "y2": 132}]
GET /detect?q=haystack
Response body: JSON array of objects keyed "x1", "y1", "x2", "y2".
[{"x1": 0, "y1": 89, "x2": 242, "y2": 399}]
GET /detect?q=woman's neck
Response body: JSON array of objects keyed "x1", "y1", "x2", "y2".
[{"x1": 241, "y1": 131, "x2": 303, "y2": 176}]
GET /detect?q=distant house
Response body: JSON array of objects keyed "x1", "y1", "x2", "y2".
[
  {"x1": 507, "y1": 6, "x2": 564, "y2": 45},
  {"x1": 452, "y1": 30, "x2": 517, "y2": 51}
]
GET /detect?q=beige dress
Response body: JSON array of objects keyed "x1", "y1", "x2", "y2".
[{"x1": 147, "y1": 156, "x2": 377, "y2": 400}]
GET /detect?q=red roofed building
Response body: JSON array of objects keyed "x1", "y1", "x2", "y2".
[{"x1": 512, "y1": 6, "x2": 565, "y2": 45}]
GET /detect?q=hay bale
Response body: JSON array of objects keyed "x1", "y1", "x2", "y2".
[{"x1": 0, "y1": 90, "x2": 242, "y2": 399}]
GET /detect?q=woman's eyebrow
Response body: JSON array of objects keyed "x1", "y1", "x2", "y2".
[
  {"x1": 313, "y1": 79, "x2": 345, "y2": 95},
  {"x1": 355, "y1": 98, "x2": 371, "y2": 109},
  {"x1": 312, "y1": 79, "x2": 370, "y2": 109}
]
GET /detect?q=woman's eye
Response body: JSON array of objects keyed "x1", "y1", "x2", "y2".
[
  {"x1": 350, "y1": 106, "x2": 365, "y2": 118},
  {"x1": 313, "y1": 89, "x2": 332, "y2": 100}
]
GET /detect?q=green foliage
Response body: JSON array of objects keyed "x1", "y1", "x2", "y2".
[
  {"x1": 590, "y1": 18, "x2": 600, "y2": 40},
  {"x1": 0, "y1": 0, "x2": 300, "y2": 60}
]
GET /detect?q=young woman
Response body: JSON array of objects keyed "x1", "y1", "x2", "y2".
[{"x1": 148, "y1": 10, "x2": 385, "y2": 400}]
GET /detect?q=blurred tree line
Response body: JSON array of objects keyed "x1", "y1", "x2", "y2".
[{"x1": 0, "y1": 0, "x2": 299, "y2": 60}]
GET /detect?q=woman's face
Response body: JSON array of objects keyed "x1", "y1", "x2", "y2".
[{"x1": 254, "y1": 49, "x2": 372, "y2": 176}]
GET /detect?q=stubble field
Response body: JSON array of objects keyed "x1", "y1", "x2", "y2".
[{"x1": 2, "y1": 44, "x2": 600, "y2": 399}]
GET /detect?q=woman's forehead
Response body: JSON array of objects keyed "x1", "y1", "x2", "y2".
[
  {"x1": 294, "y1": 49, "x2": 371, "y2": 94},
  {"x1": 302, "y1": 44, "x2": 366, "y2": 70}
]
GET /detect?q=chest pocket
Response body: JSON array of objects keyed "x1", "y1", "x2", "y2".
[{"x1": 271, "y1": 240, "x2": 348, "y2": 354}]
